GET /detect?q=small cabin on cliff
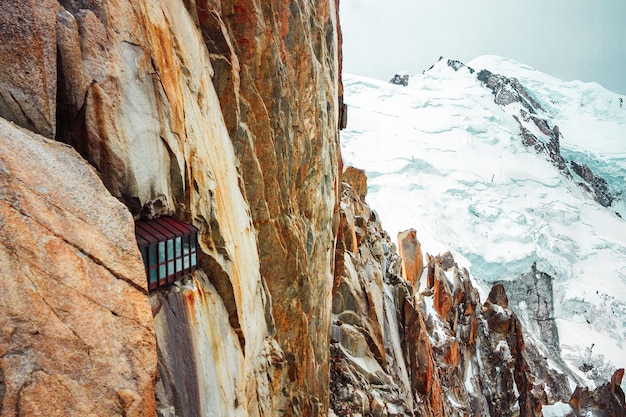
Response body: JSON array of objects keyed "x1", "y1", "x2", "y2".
[{"x1": 134, "y1": 217, "x2": 198, "y2": 291}]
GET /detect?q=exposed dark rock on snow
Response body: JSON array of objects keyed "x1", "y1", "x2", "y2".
[
  {"x1": 570, "y1": 160, "x2": 615, "y2": 207},
  {"x1": 514, "y1": 115, "x2": 570, "y2": 174},
  {"x1": 476, "y1": 65, "x2": 619, "y2": 210},
  {"x1": 390, "y1": 74, "x2": 410, "y2": 86},
  {"x1": 477, "y1": 69, "x2": 544, "y2": 113},
  {"x1": 503, "y1": 264, "x2": 560, "y2": 356},
  {"x1": 447, "y1": 59, "x2": 475, "y2": 73}
]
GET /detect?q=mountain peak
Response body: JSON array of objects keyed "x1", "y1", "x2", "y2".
[{"x1": 341, "y1": 55, "x2": 626, "y2": 397}]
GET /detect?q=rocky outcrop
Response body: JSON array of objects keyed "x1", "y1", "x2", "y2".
[
  {"x1": 569, "y1": 369, "x2": 626, "y2": 417},
  {"x1": 342, "y1": 166, "x2": 368, "y2": 202},
  {"x1": 483, "y1": 284, "x2": 545, "y2": 417},
  {"x1": 397, "y1": 229, "x2": 423, "y2": 288},
  {"x1": 476, "y1": 66, "x2": 619, "y2": 210},
  {"x1": 0, "y1": 119, "x2": 156, "y2": 416},
  {"x1": 477, "y1": 69, "x2": 544, "y2": 112},
  {"x1": 331, "y1": 178, "x2": 416, "y2": 416},
  {"x1": 447, "y1": 59, "x2": 475, "y2": 74},
  {"x1": 570, "y1": 160, "x2": 615, "y2": 207},
  {"x1": 329, "y1": 172, "x2": 562, "y2": 417},
  {"x1": 329, "y1": 177, "x2": 624, "y2": 416},
  {"x1": 499, "y1": 264, "x2": 576, "y2": 402},
  {"x1": 478, "y1": 67, "x2": 570, "y2": 176},
  {"x1": 390, "y1": 74, "x2": 409, "y2": 86}
]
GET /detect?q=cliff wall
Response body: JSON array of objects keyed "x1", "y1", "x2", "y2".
[{"x1": 1, "y1": 0, "x2": 340, "y2": 416}]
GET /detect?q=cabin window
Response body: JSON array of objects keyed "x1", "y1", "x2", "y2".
[{"x1": 134, "y1": 216, "x2": 198, "y2": 291}]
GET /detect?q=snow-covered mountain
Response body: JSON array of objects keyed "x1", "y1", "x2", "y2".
[{"x1": 341, "y1": 55, "x2": 626, "y2": 393}]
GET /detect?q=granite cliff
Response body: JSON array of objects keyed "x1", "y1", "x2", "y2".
[{"x1": 1, "y1": 0, "x2": 340, "y2": 416}]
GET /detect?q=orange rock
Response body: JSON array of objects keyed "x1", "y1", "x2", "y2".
[
  {"x1": 487, "y1": 283, "x2": 509, "y2": 309},
  {"x1": 340, "y1": 202, "x2": 359, "y2": 254},
  {"x1": 436, "y1": 251, "x2": 456, "y2": 270},
  {"x1": 343, "y1": 166, "x2": 369, "y2": 201},
  {"x1": 444, "y1": 340, "x2": 461, "y2": 371},
  {"x1": 189, "y1": 1, "x2": 343, "y2": 413},
  {"x1": 452, "y1": 268, "x2": 466, "y2": 306},
  {"x1": 433, "y1": 264, "x2": 454, "y2": 321},
  {"x1": 426, "y1": 254, "x2": 436, "y2": 288},
  {"x1": 469, "y1": 314, "x2": 479, "y2": 345},
  {"x1": 483, "y1": 301, "x2": 512, "y2": 335},
  {"x1": 569, "y1": 387, "x2": 583, "y2": 416},
  {"x1": 4, "y1": 0, "x2": 343, "y2": 414},
  {"x1": 0, "y1": 119, "x2": 156, "y2": 416},
  {"x1": 403, "y1": 296, "x2": 446, "y2": 416},
  {"x1": 398, "y1": 229, "x2": 424, "y2": 288}
]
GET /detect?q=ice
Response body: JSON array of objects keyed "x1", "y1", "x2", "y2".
[
  {"x1": 341, "y1": 55, "x2": 626, "y2": 386},
  {"x1": 542, "y1": 402, "x2": 574, "y2": 417},
  {"x1": 464, "y1": 360, "x2": 475, "y2": 394}
]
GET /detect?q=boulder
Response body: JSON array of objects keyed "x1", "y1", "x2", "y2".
[
  {"x1": 0, "y1": 118, "x2": 156, "y2": 417},
  {"x1": 343, "y1": 166, "x2": 369, "y2": 201}
]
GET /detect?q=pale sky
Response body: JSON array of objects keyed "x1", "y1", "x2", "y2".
[{"x1": 340, "y1": 0, "x2": 626, "y2": 94}]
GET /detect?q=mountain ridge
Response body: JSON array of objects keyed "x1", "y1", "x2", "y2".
[{"x1": 341, "y1": 55, "x2": 626, "y2": 400}]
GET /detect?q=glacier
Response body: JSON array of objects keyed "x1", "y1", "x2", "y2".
[{"x1": 341, "y1": 55, "x2": 626, "y2": 392}]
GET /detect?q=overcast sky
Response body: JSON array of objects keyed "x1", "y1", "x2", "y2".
[{"x1": 340, "y1": 0, "x2": 626, "y2": 95}]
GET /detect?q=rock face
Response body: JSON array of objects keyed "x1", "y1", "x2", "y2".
[
  {"x1": 397, "y1": 229, "x2": 423, "y2": 288},
  {"x1": 500, "y1": 264, "x2": 576, "y2": 400},
  {"x1": 0, "y1": 0, "x2": 57, "y2": 138},
  {"x1": 0, "y1": 119, "x2": 156, "y2": 416},
  {"x1": 329, "y1": 174, "x2": 624, "y2": 417},
  {"x1": 569, "y1": 369, "x2": 626, "y2": 417},
  {"x1": 342, "y1": 166, "x2": 368, "y2": 201},
  {"x1": 185, "y1": 1, "x2": 342, "y2": 414},
  {"x1": 331, "y1": 179, "x2": 416, "y2": 416},
  {"x1": 447, "y1": 59, "x2": 475, "y2": 74},
  {"x1": 570, "y1": 160, "x2": 614, "y2": 207},
  {"x1": 0, "y1": 1, "x2": 341, "y2": 416}
]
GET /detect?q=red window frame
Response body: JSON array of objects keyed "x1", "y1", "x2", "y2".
[{"x1": 134, "y1": 217, "x2": 198, "y2": 291}]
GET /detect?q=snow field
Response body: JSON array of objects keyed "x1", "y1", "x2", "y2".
[{"x1": 341, "y1": 56, "x2": 626, "y2": 388}]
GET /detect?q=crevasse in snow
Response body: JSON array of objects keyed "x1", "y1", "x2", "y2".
[{"x1": 341, "y1": 55, "x2": 626, "y2": 390}]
